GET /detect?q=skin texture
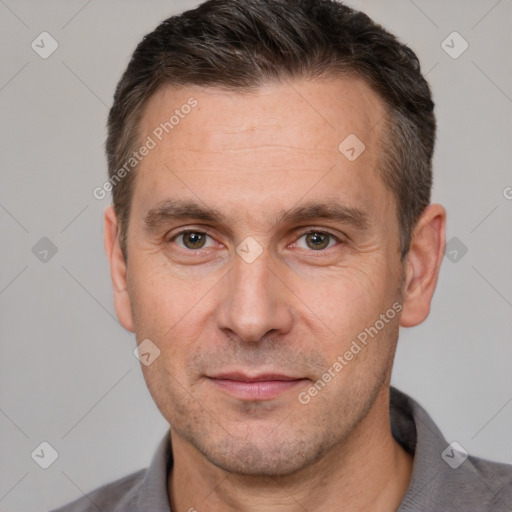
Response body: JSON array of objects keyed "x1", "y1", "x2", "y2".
[{"x1": 105, "y1": 77, "x2": 446, "y2": 511}]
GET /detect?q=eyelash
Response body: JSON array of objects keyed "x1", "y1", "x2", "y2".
[{"x1": 168, "y1": 227, "x2": 343, "y2": 252}]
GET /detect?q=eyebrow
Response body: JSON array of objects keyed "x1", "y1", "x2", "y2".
[
  {"x1": 144, "y1": 200, "x2": 228, "y2": 232},
  {"x1": 275, "y1": 202, "x2": 369, "y2": 230},
  {"x1": 144, "y1": 199, "x2": 370, "y2": 233}
]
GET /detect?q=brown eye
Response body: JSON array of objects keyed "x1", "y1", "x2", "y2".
[
  {"x1": 296, "y1": 231, "x2": 338, "y2": 251},
  {"x1": 305, "y1": 232, "x2": 330, "y2": 250},
  {"x1": 174, "y1": 231, "x2": 213, "y2": 250}
]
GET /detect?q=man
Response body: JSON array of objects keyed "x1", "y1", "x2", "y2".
[{"x1": 53, "y1": 0, "x2": 512, "y2": 510}]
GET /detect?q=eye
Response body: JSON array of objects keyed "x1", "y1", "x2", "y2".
[
  {"x1": 295, "y1": 230, "x2": 339, "y2": 251},
  {"x1": 171, "y1": 230, "x2": 216, "y2": 250}
]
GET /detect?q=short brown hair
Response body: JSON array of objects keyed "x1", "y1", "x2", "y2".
[{"x1": 106, "y1": 0, "x2": 435, "y2": 260}]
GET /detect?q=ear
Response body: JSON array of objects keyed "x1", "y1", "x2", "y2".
[
  {"x1": 104, "y1": 206, "x2": 135, "y2": 332},
  {"x1": 399, "y1": 203, "x2": 446, "y2": 327}
]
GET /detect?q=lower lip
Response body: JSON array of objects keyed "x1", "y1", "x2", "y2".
[{"x1": 208, "y1": 378, "x2": 306, "y2": 400}]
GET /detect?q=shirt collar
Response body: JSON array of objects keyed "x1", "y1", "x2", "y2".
[{"x1": 137, "y1": 429, "x2": 173, "y2": 511}]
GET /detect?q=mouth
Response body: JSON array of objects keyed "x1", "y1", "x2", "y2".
[{"x1": 206, "y1": 372, "x2": 309, "y2": 401}]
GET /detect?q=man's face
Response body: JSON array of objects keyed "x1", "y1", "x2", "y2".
[{"x1": 119, "y1": 78, "x2": 405, "y2": 475}]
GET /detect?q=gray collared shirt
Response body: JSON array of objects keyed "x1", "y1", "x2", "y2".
[{"x1": 52, "y1": 387, "x2": 512, "y2": 511}]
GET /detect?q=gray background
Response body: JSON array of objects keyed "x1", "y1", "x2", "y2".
[{"x1": 0, "y1": 0, "x2": 511, "y2": 510}]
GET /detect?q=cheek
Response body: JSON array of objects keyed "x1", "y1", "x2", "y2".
[
  {"x1": 127, "y1": 255, "x2": 220, "y2": 351},
  {"x1": 295, "y1": 262, "x2": 393, "y2": 330},
  {"x1": 291, "y1": 263, "x2": 402, "y2": 379},
  {"x1": 127, "y1": 258, "x2": 178, "y2": 338}
]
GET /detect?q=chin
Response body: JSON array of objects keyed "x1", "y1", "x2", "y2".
[{"x1": 195, "y1": 434, "x2": 331, "y2": 477}]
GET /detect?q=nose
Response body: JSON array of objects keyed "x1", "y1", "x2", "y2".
[{"x1": 216, "y1": 250, "x2": 294, "y2": 343}]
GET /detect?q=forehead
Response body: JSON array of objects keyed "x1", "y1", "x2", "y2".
[
  {"x1": 139, "y1": 76, "x2": 386, "y2": 163},
  {"x1": 133, "y1": 77, "x2": 392, "y2": 226}
]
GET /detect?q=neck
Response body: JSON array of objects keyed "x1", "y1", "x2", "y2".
[{"x1": 168, "y1": 388, "x2": 413, "y2": 512}]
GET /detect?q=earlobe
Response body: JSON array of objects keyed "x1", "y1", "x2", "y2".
[
  {"x1": 104, "y1": 206, "x2": 135, "y2": 332},
  {"x1": 399, "y1": 204, "x2": 446, "y2": 328}
]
